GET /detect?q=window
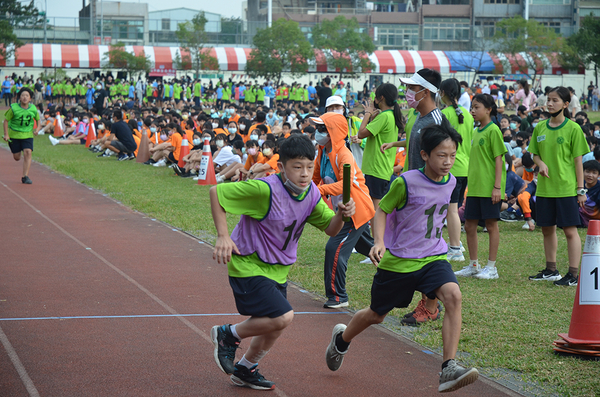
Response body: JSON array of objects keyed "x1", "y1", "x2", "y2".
[
  {"x1": 424, "y1": 18, "x2": 470, "y2": 42},
  {"x1": 541, "y1": 21, "x2": 561, "y2": 34},
  {"x1": 374, "y1": 24, "x2": 418, "y2": 49},
  {"x1": 161, "y1": 18, "x2": 170, "y2": 31}
]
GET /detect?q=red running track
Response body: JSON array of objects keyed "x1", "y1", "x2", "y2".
[{"x1": 0, "y1": 150, "x2": 521, "y2": 397}]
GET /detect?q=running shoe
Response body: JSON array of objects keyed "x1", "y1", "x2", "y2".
[
  {"x1": 48, "y1": 136, "x2": 60, "y2": 146},
  {"x1": 117, "y1": 153, "x2": 128, "y2": 161},
  {"x1": 447, "y1": 248, "x2": 465, "y2": 262},
  {"x1": 454, "y1": 265, "x2": 480, "y2": 277},
  {"x1": 473, "y1": 266, "x2": 499, "y2": 280},
  {"x1": 325, "y1": 323, "x2": 348, "y2": 371},
  {"x1": 438, "y1": 359, "x2": 479, "y2": 393},
  {"x1": 500, "y1": 210, "x2": 520, "y2": 222},
  {"x1": 230, "y1": 364, "x2": 275, "y2": 390},
  {"x1": 554, "y1": 272, "x2": 578, "y2": 286},
  {"x1": 323, "y1": 299, "x2": 349, "y2": 309},
  {"x1": 210, "y1": 324, "x2": 240, "y2": 375},
  {"x1": 402, "y1": 299, "x2": 443, "y2": 319},
  {"x1": 529, "y1": 269, "x2": 561, "y2": 281},
  {"x1": 401, "y1": 303, "x2": 440, "y2": 326},
  {"x1": 21, "y1": 176, "x2": 32, "y2": 184}
]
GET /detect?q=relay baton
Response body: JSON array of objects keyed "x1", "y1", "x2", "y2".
[{"x1": 343, "y1": 163, "x2": 351, "y2": 222}]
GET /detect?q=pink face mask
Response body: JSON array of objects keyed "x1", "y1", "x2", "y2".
[
  {"x1": 247, "y1": 148, "x2": 257, "y2": 156},
  {"x1": 405, "y1": 88, "x2": 426, "y2": 109}
]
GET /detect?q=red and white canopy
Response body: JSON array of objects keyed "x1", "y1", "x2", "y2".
[{"x1": 488, "y1": 52, "x2": 584, "y2": 76}]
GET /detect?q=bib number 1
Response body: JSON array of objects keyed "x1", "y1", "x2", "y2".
[{"x1": 580, "y1": 254, "x2": 600, "y2": 305}]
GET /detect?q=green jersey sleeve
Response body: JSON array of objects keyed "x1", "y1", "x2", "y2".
[
  {"x1": 4, "y1": 107, "x2": 14, "y2": 122},
  {"x1": 216, "y1": 180, "x2": 271, "y2": 220},
  {"x1": 305, "y1": 198, "x2": 336, "y2": 231},
  {"x1": 379, "y1": 176, "x2": 408, "y2": 213}
]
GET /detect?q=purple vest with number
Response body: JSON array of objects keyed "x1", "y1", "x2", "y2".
[
  {"x1": 384, "y1": 170, "x2": 456, "y2": 259},
  {"x1": 231, "y1": 174, "x2": 322, "y2": 265}
]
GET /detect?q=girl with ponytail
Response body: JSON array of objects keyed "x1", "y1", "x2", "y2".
[
  {"x1": 526, "y1": 86, "x2": 589, "y2": 286},
  {"x1": 458, "y1": 93, "x2": 507, "y2": 280},
  {"x1": 512, "y1": 79, "x2": 537, "y2": 112},
  {"x1": 439, "y1": 78, "x2": 474, "y2": 261}
]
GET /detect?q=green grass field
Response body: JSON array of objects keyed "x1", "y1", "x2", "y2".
[{"x1": 2, "y1": 110, "x2": 600, "y2": 396}]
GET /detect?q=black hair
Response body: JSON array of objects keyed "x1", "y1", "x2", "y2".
[
  {"x1": 505, "y1": 152, "x2": 513, "y2": 172},
  {"x1": 472, "y1": 94, "x2": 498, "y2": 118},
  {"x1": 594, "y1": 146, "x2": 600, "y2": 161},
  {"x1": 420, "y1": 121, "x2": 462, "y2": 156},
  {"x1": 282, "y1": 122, "x2": 291, "y2": 129},
  {"x1": 255, "y1": 124, "x2": 269, "y2": 135},
  {"x1": 127, "y1": 119, "x2": 138, "y2": 132},
  {"x1": 16, "y1": 87, "x2": 33, "y2": 101},
  {"x1": 256, "y1": 111, "x2": 266, "y2": 123},
  {"x1": 278, "y1": 134, "x2": 315, "y2": 163},
  {"x1": 262, "y1": 140, "x2": 276, "y2": 149},
  {"x1": 323, "y1": 77, "x2": 331, "y2": 86},
  {"x1": 211, "y1": 117, "x2": 224, "y2": 129},
  {"x1": 232, "y1": 140, "x2": 244, "y2": 150},
  {"x1": 440, "y1": 78, "x2": 464, "y2": 124},
  {"x1": 169, "y1": 123, "x2": 185, "y2": 137},
  {"x1": 586, "y1": 135, "x2": 597, "y2": 148},
  {"x1": 113, "y1": 109, "x2": 123, "y2": 120},
  {"x1": 522, "y1": 152, "x2": 535, "y2": 169},
  {"x1": 246, "y1": 139, "x2": 259, "y2": 148},
  {"x1": 548, "y1": 86, "x2": 571, "y2": 119},
  {"x1": 520, "y1": 79, "x2": 530, "y2": 97},
  {"x1": 583, "y1": 160, "x2": 600, "y2": 174},
  {"x1": 374, "y1": 83, "x2": 404, "y2": 132},
  {"x1": 575, "y1": 111, "x2": 588, "y2": 120}
]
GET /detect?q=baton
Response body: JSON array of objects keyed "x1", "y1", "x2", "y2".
[{"x1": 343, "y1": 163, "x2": 351, "y2": 222}]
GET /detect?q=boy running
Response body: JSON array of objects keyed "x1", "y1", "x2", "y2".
[
  {"x1": 324, "y1": 123, "x2": 479, "y2": 393},
  {"x1": 210, "y1": 134, "x2": 355, "y2": 390}
]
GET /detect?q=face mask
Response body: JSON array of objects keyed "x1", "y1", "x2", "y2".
[
  {"x1": 239, "y1": 124, "x2": 246, "y2": 131},
  {"x1": 212, "y1": 123, "x2": 219, "y2": 129},
  {"x1": 291, "y1": 114, "x2": 296, "y2": 119},
  {"x1": 150, "y1": 127, "x2": 157, "y2": 133},
  {"x1": 160, "y1": 134, "x2": 168, "y2": 141},
  {"x1": 532, "y1": 122, "x2": 538, "y2": 128},
  {"x1": 193, "y1": 138, "x2": 201, "y2": 146},
  {"x1": 315, "y1": 131, "x2": 330, "y2": 146},
  {"x1": 248, "y1": 147, "x2": 257, "y2": 156},
  {"x1": 509, "y1": 122, "x2": 517, "y2": 130},
  {"x1": 550, "y1": 109, "x2": 563, "y2": 118},
  {"x1": 516, "y1": 139, "x2": 524, "y2": 147},
  {"x1": 230, "y1": 109, "x2": 235, "y2": 114},
  {"x1": 262, "y1": 148, "x2": 272, "y2": 157},
  {"x1": 312, "y1": 139, "x2": 317, "y2": 146},
  {"x1": 83, "y1": 118, "x2": 89, "y2": 124},
  {"x1": 182, "y1": 115, "x2": 188, "y2": 120},
  {"x1": 96, "y1": 85, "x2": 102, "y2": 89},
  {"x1": 216, "y1": 140, "x2": 224, "y2": 148},
  {"x1": 359, "y1": 116, "x2": 364, "y2": 120},
  {"x1": 332, "y1": 108, "x2": 344, "y2": 115},
  {"x1": 137, "y1": 121, "x2": 142, "y2": 127},
  {"x1": 504, "y1": 136, "x2": 512, "y2": 143},
  {"x1": 258, "y1": 139, "x2": 264, "y2": 147},
  {"x1": 282, "y1": 171, "x2": 310, "y2": 196},
  {"x1": 241, "y1": 147, "x2": 246, "y2": 155},
  {"x1": 268, "y1": 112, "x2": 273, "y2": 117},
  {"x1": 98, "y1": 125, "x2": 105, "y2": 130},
  {"x1": 406, "y1": 88, "x2": 425, "y2": 109},
  {"x1": 73, "y1": 117, "x2": 79, "y2": 123},
  {"x1": 228, "y1": 127, "x2": 237, "y2": 134},
  {"x1": 373, "y1": 99, "x2": 380, "y2": 110},
  {"x1": 510, "y1": 140, "x2": 517, "y2": 148},
  {"x1": 525, "y1": 167, "x2": 534, "y2": 173}
]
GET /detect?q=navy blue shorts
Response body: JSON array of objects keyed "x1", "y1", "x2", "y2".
[
  {"x1": 229, "y1": 276, "x2": 292, "y2": 318},
  {"x1": 365, "y1": 174, "x2": 390, "y2": 200},
  {"x1": 8, "y1": 138, "x2": 33, "y2": 154},
  {"x1": 464, "y1": 196, "x2": 501, "y2": 220},
  {"x1": 450, "y1": 176, "x2": 468, "y2": 206},
  {"x1": 370, "y1": 260, "x2": 458, "y2": 316},
  {"x1": 536, "y1": 196, "x2": 580, "y2": 228}
]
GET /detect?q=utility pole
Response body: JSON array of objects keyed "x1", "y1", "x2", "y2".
[
  {"x1": 100, "y1": 0, "x2": 104, "y2": 41},
  {"x1": 268, "y1": 0, "x2": 272, "y2": 28}
]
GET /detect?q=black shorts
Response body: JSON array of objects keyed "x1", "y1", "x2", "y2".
[
  {"x1": 257, "y1": 100, "x2": 264, "y2": 105},
  {"x1": 229, "y1": 276, "x2": 292, "y2": 318},
  {"x1": 167, "y1": 152, "x2": 177, "y2": 163},
  {"x1": 110, "y1": 140, "x2": 134, "y2": 154},
  {"x1": 464, "y1": 196, "x2": 501, "y2": 220},
  {"x1": 536, "y1": 196, "x2": 580, "y2": 228},
  {"x1": 450, "y1": 176, "x2": 468, "y2": 205},
  {"x1": 239, "y1": 98, "x2": 245, "y2": 104},
  {"x1": 370, "y1": 260, "x2": 458, "y2": 316},
  {"x1": 8, "y1": 137, "x2": 33, "y2": 154},
  {"x1": 364, "y1": 175, "x2": 390, "y2": 200}
]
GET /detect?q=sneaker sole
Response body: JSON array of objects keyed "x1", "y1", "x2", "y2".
[
  {"x1": 230, "y1": 374, "x2": 275, "y2": 390},
  {"x1": 500, "y1": 218, "x2": 520, "y2": 223},
  {"x1": 439, "y1": 367, "x2": 479, "y2": 393},
  {"x1": 210, "y1": 326, "x2": 232, "y2": 375},
  {"x1": 323, "y1": 301, "x2": 349, "y2": 309},
  {"x1": 554, "y1": 282, "x2": 577, "y2": 286},
  {"x1": 529, "y1": 276, "x2": 561, "y2": 282},
  {"x1": 326, "y1": 323, "x2": 347, "y2": 371},
  {"x1": 448, "y1": 256, "x2": 465, "y2": 262}
]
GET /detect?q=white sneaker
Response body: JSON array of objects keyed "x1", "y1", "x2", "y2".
[
  {"x1": 360, "y1": 257, "x2": 373, "y2": 264},
  {"x1": 49, "y1": 136, "x2": 59, "y2": 146},
  {"x1": 454, "y1": 265, "x2": 480, "y2": 277},
  {"x1": 352, "y1": 248, "x2": 358, "y2": 254},
  {"x1": 447, "y1": 248, "x2": 465, "y2": 261},
  {"x1": 153, "y1": 159, "x2": 167, "y2": 167},
  {"x1": 523, "y1": 220, "x2": 535, "y2": 230},
  {"x1": 460, "y1": 241, "x2": 465, "y2": 252},
  {"x1": 216, "y1": 175, "x2": 225, "y2": 184},
  {"x1": 37, "y1": 130, "x2": 45, "y2": 135},
  {"x1": 474, "y1": 266, "x2": 499, "y2": 280}
]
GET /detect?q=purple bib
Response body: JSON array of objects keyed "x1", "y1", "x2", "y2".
[
  {"x1": 384, "y1": 170, "x2": 456, "y2": 259},
  {"x1": 231, "y1": 174, "x2": 322, "y2": 265}
]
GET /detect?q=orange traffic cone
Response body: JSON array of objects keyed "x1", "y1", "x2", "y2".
[
  {"x1": 196, "y1": 137, "x2": 217, "y2": 186},
  {"x1": 53, "y1": 112, "x2": 64, "y2": 138},
  {"x1": 136, "y1": 130, "x2": 150, "y2": 163},
  {"x1": 178, "y1": 138, "x2": 190, "y2": 168},
  {"x1": 85, "y1": 121, "x2": 96, "y2": 148},
  {"x1": 553, "y1": 220, "x2": 600, "y2": 358}
]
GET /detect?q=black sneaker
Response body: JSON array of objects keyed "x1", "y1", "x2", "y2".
[
  {"x1": 554, "y1": 272, "x2": 578, "y2": 286},
  {"x1": 173, "y1": 164, "x2": 183, "y2": 175},
  {"x1": 117, "y1": 153, "x2": 128, "y2": 161},
  {"x1": 143, "y1": 159, "x2": 156, "y2": 165},
  {"x1": 500, "y1": 210, "x2": 520, "y2": 222},
  {"x1": 127, "y1": 153, "x2": 136, "y2": 160},
  {"x1": 529, "y1": 269, "x2": 561, "y2": 281},
  {"x1": 230, "y1": 364, "x2": 275, "y2": 390},
  {"x1": 210, "y1": 324, "x2": 240, "y2": 375},
  {"x1": 21, "y1": 176, "x2": 32, "y2": 184},
  {"x1": 97, "y1": 151, "x2": 106, "y2": 157}
]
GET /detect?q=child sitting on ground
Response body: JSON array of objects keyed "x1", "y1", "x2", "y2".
[{"x1": 579, "y1": 160, "x2": 600, "y2": 227}]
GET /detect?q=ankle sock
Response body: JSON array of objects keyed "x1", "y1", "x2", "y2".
[
  {"x1": 487, "y1": 260, "x2": 496, "y2": 268},
  {"x1": 568, "y1": 267, "x2": 579, "y2": 277},
  {"x1": 450, "y1": 245, "x2": 460, "y2": 251},
  {"x1": 469, "y1": 259, "x2": 479, "y2": 269},
  {"x1": 238, "y1": 355, "x2": 256, "y2": 369},
  {"x1": 546, "y1": 261, "x2": 557, "y2": 272},
  {"x1": 335, "y1": 333, "x2": 350, "y2": 352},
  {"x1": 230, "y1": 324, "x2": 241, "y2": 341}
]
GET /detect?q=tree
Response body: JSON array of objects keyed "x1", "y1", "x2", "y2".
[
  {"x1": 103, "y1": 43, "x2": 151, "y2": 80},
  {"x1": 311, "y1": 16, "x2": 374, "y2": 80},
  {"x1": 0, "y1": 0, "x2": 44, "y2": 59},
  {"x1": 561, "y1": 16, "x2": 600, "y2": 85},
  {"x1": 493, "y1": 16, "x2": 566, "y2": 86},
  {"x1": 246, "y1": 19, "x2": 312, "y2": 83},
  {"x1": 176, "y1": 12, "x2": 219, "y2": 77}
]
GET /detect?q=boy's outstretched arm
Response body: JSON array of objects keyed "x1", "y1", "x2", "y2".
[
  {"x1": 324, "y1": 198, "x2": 356, "y2": 237},
  {"x1": 210, "y1": 186, "x2": 240, "y2": 264}
]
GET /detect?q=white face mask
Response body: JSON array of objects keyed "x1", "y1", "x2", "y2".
[
  {"x1": 239, "y1": 124, "x2": 246, "y2": 131},
  {"x1": 258, "y1": 139, "x2": 264, "y2": 146},
  {"x1": 332, "y1": 108, "x2": 344, "y2": 115},
  {"x1": 193, "y1": 138, "x2": 201, "y2": 146},
  {"x1": 212, "y1": 123, "x2": 219, "y2": 129},
  {"x1": 82, "y1": 118, "x2": 89, "y2": 124},
  {"x1": 216, "y1": 140, "x2": 224, "y2": 148},
  {"x1": 98, "y1": 124, "x2": 105, "y2": 130},
  {"x1": 73, "y1": 117, "x2": 79, "y2": 123},
  {"x1": 282, "y1": 170, "x2": 310, "y2": 196}
]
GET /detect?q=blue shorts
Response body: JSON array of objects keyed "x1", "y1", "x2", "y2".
[
  {"x1": 370, "y1": 260, "x2": 458, "y2": 316},
  {"x1": 229, "y1": 276, "x2": 292, "y2": 318}
]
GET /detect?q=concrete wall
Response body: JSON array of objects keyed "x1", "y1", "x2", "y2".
[{"x1": 148, "y1": 9, "x2": 221, "y2": 33}]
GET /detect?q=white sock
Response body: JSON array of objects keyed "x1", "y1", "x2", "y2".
[
  {"x1": 487, "y1": 260, "x2": 496, "y2": 268},
  {"x1": 470, "y1": 259, "x2": 479, "y2": 269},
  {"x1": 230, "y1": 324, "x2": 241, "y2": 341},
  {"x1": 238, "y1": 355, "x2": 256, "y2": 369}
]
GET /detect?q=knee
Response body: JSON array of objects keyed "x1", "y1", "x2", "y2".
[
  {"x1": 366, "y1": 308, "x2": 385, "y2": 325},
  {"x1": 441, "y1": 287, "x2": 462, "y2": 310},
  {"x1": 273, "y1": 311, "x2": 294, "y2": 330},
  {"x1": 13, "y1": 154, "x2": 20, "y2": 161}
]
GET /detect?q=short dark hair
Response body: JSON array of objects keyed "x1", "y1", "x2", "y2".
[
  {"x1": 278, "y1": 134, "x2": 315, "y2": 163},
  {"x1": 255, "y1": 124, "x2": 269, "y2": 134},
  {"x1": 113, "y1": 109, "x2": 123, "y2": 120},
  {"x1": 256, "y1": 111, "x2": 266, "y2": 123},
  {"x1": 420, "y1": 120, "x2": 462, "y2": 156},
  {"x1": 232, "y1": 140, "x2": 244, "y2": 150},
  {"x1": 522, "y1": 152, "x2": 535, "y2": 168},
  {"x1": 583, "y1": 160, "x2": 600, "y2": 173}
]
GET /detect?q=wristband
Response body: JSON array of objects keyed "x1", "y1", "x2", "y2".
[{"x1": 493, "y1": 186, "x2": 501, "y2": 190}]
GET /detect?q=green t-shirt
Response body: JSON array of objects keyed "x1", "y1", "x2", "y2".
[
  {"x1": 467, "y1": 122, "x2": 507, "y2": 198},
  {"x1": 246, "y1": 87, "x2": 256, "y2": 103},
  {"x1": 257, "y1": 88, "x2": 265, "y2": 101},
  {"x1": 194, "y1": 83, "x2": 202, "y2": 96},
  {"x1": 216, "y1": 177, "x2": 335, "y2": 284},
  {"x1": 146, "y1": 85, "x2": 153, "y2": 96},
  {"x1": 222, "y1": 87, "x2": 230, "y2": 101},
  {"x1": 5, "y1": 103, "x2": 40, "y2": 139},
  {"x1": 528, "y1": 118, "x2": 589, "y2": 198},
  {"x1": 363, "y1": 109, "x2": 398, "y2": 180},
  {"x1": 403, "y1": 110, "x2": 419, "y2": 171},
  {"x1": 442, "y1": 105, "x2": 474, "y2": 178},
  {"x1": 173, "y1": 84, "x2": 182, "y2": 100},
  {"x1": 378, "y1": 171, "x2": 448, "y2": 273}
]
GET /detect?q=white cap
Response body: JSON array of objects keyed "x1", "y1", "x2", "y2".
[
  {"x1": 399, "y1": 72, "x2": 439, "y2": 94},
  {"x1": 325, "y1": 95, "x2": 345, "y2": 108},
  {"x1": 309, "y1": 116, "x2": 324, "y2": 125}
]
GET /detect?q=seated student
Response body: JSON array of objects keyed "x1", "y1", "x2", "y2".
[
  {"x1": 517, "y1": 168, "x2": 538, "y2": 231},
  {"x1": 500, "y1": 153, "x2": 526, "y2": 222},
  {"x1": 579, "y1": 160, "x2": 600, "y2": 227},
  {"x1": 49, "y1": 112, "x2": 90, "y2": 146},
  {"x1": 582, "y1": 135, "x2": 597, "y2": 163},
  {"x1": 226, "y1": 120, "x2": 244, "y2": 147},
  {"x1": 90, "y1": 119, "x2": 112, "y2": 153},
  {"x1": 98, "y1": 110, "x2": 138, "y2": 161},
  {"x1": 174, "y1": 132, "x2": 204, "y2": 178},
  {"x1": 149, "y1": 123, "x2": 183, "y2": 167},
  {"x1": 224, "y1": 140, "x2": 263, "y2": 183},
  {"x1": 248, "y1": 140, "x2": 279, "y2": 179},
  {"x1": 213, "y1": 133, "x2": 242, "y2": 173},
  {"x1": 212, "y1": 117, "x2": 227, "y2": 136}
]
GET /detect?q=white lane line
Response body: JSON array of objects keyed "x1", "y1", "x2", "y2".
[{"x1": 0, "y1": 325, "x2": 40, "y2": 397}]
